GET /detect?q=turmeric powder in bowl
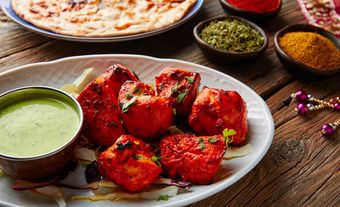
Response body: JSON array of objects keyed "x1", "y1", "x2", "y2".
[{"x1": 279, "y1": 32, "x2": 340, "y2": 71}]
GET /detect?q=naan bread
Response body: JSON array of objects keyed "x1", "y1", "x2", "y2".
[{"x1": 12, "y1": 0, "x2": 197, "y2": 37}]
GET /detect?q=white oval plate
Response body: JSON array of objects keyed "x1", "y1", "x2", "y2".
[{"x1": 0, "y1": 55, "x2": 274, "y2": 207}]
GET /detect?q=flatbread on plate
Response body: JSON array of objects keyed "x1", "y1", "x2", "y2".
[{"x1": 12, "y1": 0, "x2": 197, "y2": 37}]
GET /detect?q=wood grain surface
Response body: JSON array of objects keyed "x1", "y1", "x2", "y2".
[{"x1": 0, "y1": 0, "x2": 339, "y2": 206}]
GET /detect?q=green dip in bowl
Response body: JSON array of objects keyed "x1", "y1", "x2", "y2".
[{"x1": 0, "y1": 86, "x2": 83, "y2": 180}]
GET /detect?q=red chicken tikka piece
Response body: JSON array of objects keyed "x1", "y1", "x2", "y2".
[
  {"x1": 118, "y1": 81, "x2": 173, "y2": 140},
  {"x1": 160, "y1": 134, "x2": 226, "y2": 184},
  {"x1": 189, "y1": 87, "x2": 248, "y2": 146},
  {"x1": 155, "y1": 67, "x2": 201, "y2": 117},
  {"x1": 97, "y1": 135, "x2": 162, "y2": 193},
  {"x1": 77, "y1": 64, "x2": 138, "y2": 146},
  {"x1": 95, "y1": 64, "x2": 139, "y2": 96}
]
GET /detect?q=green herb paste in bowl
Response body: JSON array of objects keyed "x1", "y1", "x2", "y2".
[
  {"x1": 0, "y1": 87, "x2": 81, "y2": 158},
  {"x1": 199, "y1": 18, "x2": 265, "y2": 52}
]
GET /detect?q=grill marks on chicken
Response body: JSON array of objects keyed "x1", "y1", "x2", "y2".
[
  {"x1": 77, "y1": 64, "x2": 138, "y2": 146},
  {"x1": 76, "y1": 65, "x2": 249, "y2": 192},
  {"x1": 97, "y1": 135, "x2": 162, "y2": 192},
  {"x1": 160, "y1": 134, "x2": 226, "y2": 184},
  {"x1": 189, "y1": 87, "x2": 248, "y2": 146},
  {"x1": 155, "y1": 67, "x2": 201, "y2": 117},
  {"x1": 118, "y1": 81, "x2": 173, "y2": 140}
]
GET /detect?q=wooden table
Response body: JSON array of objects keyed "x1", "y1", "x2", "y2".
[{"x1": 0, "y1": 0, "x2": 339, "y2": 206}]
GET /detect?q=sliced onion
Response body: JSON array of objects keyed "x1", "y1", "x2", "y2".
[
  {"x1": 61, "y1": 84, "x2": 79, "y2": 98},
  {"x1": 12, "y1": 177, "x2": 60, "y2": 191},
  {"x1": 89, "y1": 180, "x2": 118, "y2": 190},
  {"x1": 71, "y1": 186, "x2": 179, "y2": 201},
  {"x1": 74, "y1": 146, "x2": 97, "y2": 162},
  {"x1": 167, "y1": 126, "x2": 184, "y2": 135},
  {"x1": 140, "y1": 186, "x2": 179, "y2": 200},
  {"x1": 154, "y1": 177, "x2": 191, "y2": 188},
  {"x1": 34, "y1": 186, "x2": 66, "y2": 207},
  {"x1": 61, "y1": 67, "x2": 95, "y2": 96},
  {"x1": 224, "y1": 144, "x2": 253, "y2": 160}
]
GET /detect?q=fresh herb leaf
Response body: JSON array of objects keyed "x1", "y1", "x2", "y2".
[
  {"x1": 133, "y1": 87, "x2": 142, "y2": 93},
  {"x1": 208, "y1": 138, "x2": 218, "y2": 143},
  {"x1": 172, "y1": 108, "x2": 177, "y2": 116},
  {"x1": 158, "y1": 194, "x2": 170, "y2": 201},
  {"x1": 171, "y1": 82, "x2": 179, "y2": 94},
  {"x1": 125, "y1": 93, "x2": 133, "y2": 100},
  {"x1": 116, "y1": 141, "x2": 132, "y2": 150},
  {"x1": 122, "y1": 96, "x2": 137, "y2": 113},
  {"x1": 198, "y1": 138, "x2": 206, "y2": 150},
  {"x1": 184, "y1": 76, "x2": 194, "y2": 84},
  {"x1": 223, "y1": 128, "x2": 237, "y2": 144},
  {"x1": 151, "y1": 156, "x2": 162, "y2": 167},
  {"x1": 133, "y1": 154, "x2": 143, "y2": 160},
  {"x1": 176, "y1": 91, "x2": 188, "y2": 103}
]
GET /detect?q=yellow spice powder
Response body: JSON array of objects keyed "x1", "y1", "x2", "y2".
[{"x1": 279, "y1": 32, "x2": 340, "y2": 70}]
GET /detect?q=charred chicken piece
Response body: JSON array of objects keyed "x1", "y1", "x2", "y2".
[
  {"x1": 97, "y1": 135, "x2": 162, "y2": 193},
  {"x1": 77, "y1": 81, "x2": 125, "y2": 146},
  {"x1": 118, "y1": 81, "x2": 173, "y2": 140},
  {"x1": 160, "y1": 134, "x2": 226, "y2": 184},
  {"x1": 188, "y1": 87, "x2": 248, "y2": 146},
  {"x1": 77, "y1": 64, "x2": 137, "y2": 146},
  {"x1": 155, "y1": 67, "x2": 201, "y2": 117},
  {"x1": 95, "y1": 64, "x2": 138, "y2": 96},
  {"x1": 118, "y1": 80, "x2": 155, "y2": 101}
]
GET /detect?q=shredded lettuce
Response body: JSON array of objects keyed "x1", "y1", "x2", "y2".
[
  {"x1": 34, "y1": 186, "x2": 66, "y2": 207},
  {"x1": 61, "y1": 67, "x2": 95, "y2": 97},
  {"x1": 71, "y1": 186, "x2": 179, "y2": 201},
  {"x1": 74, "y1": 146, "x2": 97, "y2": 162},
  {"x1": 224, "y1": 144, "x2": 253, "y2": 160},
  {"x1": 167, "y1": 126, "x2": 184, "y2": 135}
]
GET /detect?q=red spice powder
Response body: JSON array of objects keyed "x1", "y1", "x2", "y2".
[{"x1": 226, "y1": 0, "x2": 280, "y2": 13}]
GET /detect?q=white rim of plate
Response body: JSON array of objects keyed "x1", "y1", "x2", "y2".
[{"x1": 0, "y1": 54, "x2": 274, "y2": 207}]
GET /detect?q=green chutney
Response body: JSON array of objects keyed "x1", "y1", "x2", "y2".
[{"x1": 0, "y1": 96, "x2": 80, "y2": 158}]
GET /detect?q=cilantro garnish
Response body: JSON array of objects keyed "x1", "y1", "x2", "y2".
[
  {"x1": 176, "y1": 91, "x2": 188, "y2": 103},
  {"x1": 125, "y1": 93, "x2": 133, "y2": 100},
  {"x1": 198, "y1": 138, "x2": 206, "y2": 149},
  {"x1": 171, "y1": 82, "x2": 179, "y2": 94},
  {"x1": 133, "y1": 87, "x2": 142, "y2": 93},
  {"x1": 223, "y1": 128, "x2": 237, "y2": 144},
  {"x1": 208, "y1": 138, "x2": 218, "y2": 143},
  {"x1": 121, "y1": 96, "x2": 137, "y2": 113},
  {"x1": 151, "y1": 156, "x2": 162, "y2": 167},
  {"x1": 158, "y1": 194, "x2": 170, "y2": 201},
  {"x1": 133, "y1": 154, "x2": 142, "y2": 160},
  {"x1": 172, "y1": 108, "x2": 177, "y2": 116},
  {"x1": 184, "y1": 76, "x2": 194, "y2": 84}
]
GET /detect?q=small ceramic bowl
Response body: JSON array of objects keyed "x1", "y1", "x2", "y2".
[
  {"x1": 193, "y1": 16, "x2": 268, "y2": 64},
  {"x1": 219, "y1": 0, "x2": 282, "y2": 21},
  {"x1": 0, "y1": 86, "x2": 83, "y2": 180},
  {"x1": 274, "y1": 24, "x2": 340, "y2": 77}
]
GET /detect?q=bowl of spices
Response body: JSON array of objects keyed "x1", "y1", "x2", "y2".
[
  {"x1": 219, "y1": 0, "x2": 282, "y2": 21},
  {"x1": 274, "y1": 24, "x2": 340, "y2": 77},
  {"x1": 0, "y1": 86, "x2": 83, "y2": 180},
  {"x1": 193, "y1": 16, "x2": 268, "y2": 63}
]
